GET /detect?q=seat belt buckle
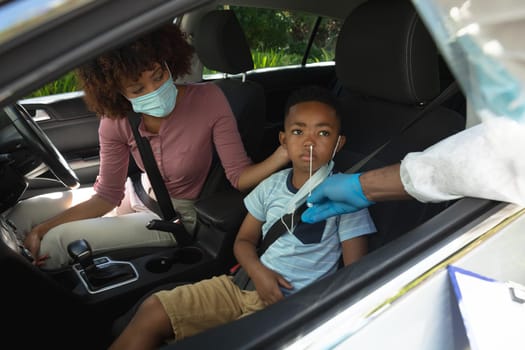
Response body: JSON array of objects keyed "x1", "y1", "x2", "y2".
[{"x1": 146, "y1": 219, "x2": 193, "y2": 246}]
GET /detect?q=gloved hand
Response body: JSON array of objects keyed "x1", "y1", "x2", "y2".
[{"x1": 301, "y1": 173, "x2": 374, "y2": 223}]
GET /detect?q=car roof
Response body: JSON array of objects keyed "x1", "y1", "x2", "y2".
[{"x1": 0, "y1": 0, "x2": 211, "y2": 106}]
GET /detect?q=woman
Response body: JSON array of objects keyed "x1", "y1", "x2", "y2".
[{"x1": 8, "y1": 23, "x2": 288, "y2": 270}]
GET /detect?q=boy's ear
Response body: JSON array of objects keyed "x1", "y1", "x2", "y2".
[
  {"x1": 279, "y1": 131, "x2": 287, "y2": 147},
  {"x1": 336, "y1": 135, "x2": 346, "y2": 152}
]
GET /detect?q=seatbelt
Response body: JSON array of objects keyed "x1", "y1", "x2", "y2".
[
  {"x1": 259, "y1": 202, "x2": 310, "y2": 255},
  {"x1": 235, "y1": 161, "x2": 334, "y2": 267},
  {"x1": 231, "y1": 202, "x2": 308, "y2": 273},
  {"x1": 231, "y1": 203, "x2": 309, "y2": 290},
  {"x1": 130, "y1": 172, "x2": 161, "y2": 216},
  {"x1": 128, "y1": 113, "x2": 178, "y2": 221},
  {"x1": 128, "y1": 112, "x2": 193, "y2": 246},
  {"x1": 345, "y1": 81, "x2": 460, "y2": 174}
]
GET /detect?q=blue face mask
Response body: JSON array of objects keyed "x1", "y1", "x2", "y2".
[{"x1": 128, "y1": 76, "x2": 178, "y2": 118}]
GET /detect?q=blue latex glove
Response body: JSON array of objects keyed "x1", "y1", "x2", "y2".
[{"x1": 301, "y1": 173, "x2": 374, "y2": 223}]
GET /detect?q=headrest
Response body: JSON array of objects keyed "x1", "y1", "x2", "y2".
[
  {"x1": 335, "y1": 0, "x2": 440, "y2": 105},
  {"x1": 194, "y1": 10, "x2": 254, "y2": 74}
]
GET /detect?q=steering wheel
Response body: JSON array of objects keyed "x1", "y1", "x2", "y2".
[{"x1": 5, "y1": 104, "x2": 80, "y2": 189}]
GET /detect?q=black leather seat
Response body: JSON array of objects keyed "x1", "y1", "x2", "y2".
[
  {"x1": 332, "y1": 0, "x2": 466, "y2": 251},
  {"x1": 195, "y1": 9, "x2": 266, "y2": 159},
  {"x1": 194, "y1": 9, "x2": 266, "y2": 200},
  {"x1": 190, "y1": 8, "x2": 268, "y2": 261}
]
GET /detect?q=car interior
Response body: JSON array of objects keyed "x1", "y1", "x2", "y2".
[{"x1": 1, "y1": 0, "x2": 499, "y2": 349}]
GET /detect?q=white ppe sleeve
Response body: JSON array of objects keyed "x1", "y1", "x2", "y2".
[{"x1": 400, "y1": 115, "x2": 525, "y2": 205}]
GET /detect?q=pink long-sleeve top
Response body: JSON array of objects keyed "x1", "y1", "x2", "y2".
[{"x1": 93, "y1": 83, "x2": 253, "y2": 206}]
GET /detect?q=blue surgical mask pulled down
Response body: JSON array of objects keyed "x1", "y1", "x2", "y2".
[{"x1": 128, "y1": 75, "x2": 178, "y2": 118}]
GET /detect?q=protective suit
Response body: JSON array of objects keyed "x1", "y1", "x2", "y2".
[{"x1": 401, "y1": 0, "x2": 525, "y2": 205}]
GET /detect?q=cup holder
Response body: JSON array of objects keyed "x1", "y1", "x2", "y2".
[{"x1": 145, "y1": 246, "x2": 204, "y2": 273}]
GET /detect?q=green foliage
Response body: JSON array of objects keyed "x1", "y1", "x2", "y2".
[
  {"x1": 308, "y1": 48, "x2": 334, "y2": 63},
  {"x1": 26, "y1": 71, "x2": 78, "y2": 98},
  {"x1": 251, "y1": 50, "x2": 302, "y2": 69},
  {"x1": 233, "y1": 7, "x2": 290, "y2": 51},
  {"x1": 231, "y1": 6, "x2": 316, "y2": 58},
  {"x1": 230, "y1": 6, "x2": 339, "y2": 66}
]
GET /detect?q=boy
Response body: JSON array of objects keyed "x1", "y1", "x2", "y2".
[{"x1": 109, "y1": 85, "x2": 376, "y2": 350}]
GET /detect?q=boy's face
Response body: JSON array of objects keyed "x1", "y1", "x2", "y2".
[{"x1": 280, "y1": 100, "x2": 346, "y2": 175}]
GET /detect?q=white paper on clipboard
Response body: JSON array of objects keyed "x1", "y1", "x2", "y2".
[{"x1": 448, "y1": 265, "x2": 525, "y2": 350}]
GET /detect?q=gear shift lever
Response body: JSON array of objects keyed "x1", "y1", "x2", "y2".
[
  {"x1": 67, "y1": 239, "x2": 95, "y2": 271},
  {"x1": 67, "y1": 239, "x2": 136, "y2": 292}
]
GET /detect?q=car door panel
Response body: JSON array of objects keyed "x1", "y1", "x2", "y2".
[{"x1": 20, "y1": 94, "x2": 100, "y2": 196}]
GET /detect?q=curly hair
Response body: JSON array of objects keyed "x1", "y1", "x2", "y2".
[{"x1": 76, "y1": 23, "x2": 194, "y2": 119}]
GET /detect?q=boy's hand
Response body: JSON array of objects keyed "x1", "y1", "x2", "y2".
[{"x1": 252, "y1": 266, "x2": 293, "y2": 305}]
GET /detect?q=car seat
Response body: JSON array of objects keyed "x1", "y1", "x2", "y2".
[
  {"x1": 193, "y1": 9, "x2": 266, "y2": 199},
  {"x1": 189, "y1": 8, "x2": 267, "y2": 260},
  {"x1": 332, "y1": 0, "x2": 466, "y2": 251}
]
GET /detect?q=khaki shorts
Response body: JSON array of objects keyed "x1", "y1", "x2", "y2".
[{"x1": 155, "y1": 274, "x2": 265, "y2": 341}]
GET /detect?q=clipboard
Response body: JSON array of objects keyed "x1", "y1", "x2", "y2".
[{"x1": 448, "y1": 265, "x2": 525, "y2": 350}]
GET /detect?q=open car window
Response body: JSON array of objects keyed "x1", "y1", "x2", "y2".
[{"x1": 202, "y1": 6, "x2": 341, "y2": 77}]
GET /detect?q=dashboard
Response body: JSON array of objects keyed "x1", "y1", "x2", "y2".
[{"x1": 0, "y1": 216, "x2": 29, "y2": 259}]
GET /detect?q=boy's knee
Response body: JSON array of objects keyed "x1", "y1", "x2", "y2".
[
  {"x1": 135, "y1": 295, "x2": 173, "y2": 337},
  {"x1": 138, "y1": 295, "x2": 163, "y2": 315}
]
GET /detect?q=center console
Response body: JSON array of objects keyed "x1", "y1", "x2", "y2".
[
  {"x1": 0, "y1": 189, "x2": 247, "y2": 318},
  {"x1": 66, "y1": 238, "x2": 137, "y2": 294},
  {"x1": 53, "y1": 190, "x2": 247, "y2": 305},
  {"x1": 55, "y1": 243, "x2": 218, "y2": 307}
]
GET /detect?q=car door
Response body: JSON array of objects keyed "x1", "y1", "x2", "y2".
[
  {"x1": 18, "y1": 92, "x2": 100, "y2": 198},
  {"x1": 0, "y1": 0, "x2": 212, "y2": 200}
]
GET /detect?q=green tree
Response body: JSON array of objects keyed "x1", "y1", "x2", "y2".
[
  {"x1": 230, "y1": 6, "x2": 339, "y2": 65},
  {"x1": 232, "y1": 6, "x2": 293, "y2": 52}
]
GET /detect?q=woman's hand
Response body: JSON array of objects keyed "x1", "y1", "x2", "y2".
[
  {"x1": 237, "y1": 145, "x2": 290, "y2": 191},
  {"x1": 24, "y1": 226, "x2": 50, "y2": 266},
  {"x1": 272, "y1": 144, "x2": 290, "y2": 166}
]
